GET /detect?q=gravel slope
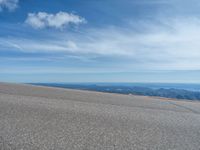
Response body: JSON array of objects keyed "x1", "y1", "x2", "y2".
[{"x1": 0, "y1": 82, "x2": 200, "y2": 150}]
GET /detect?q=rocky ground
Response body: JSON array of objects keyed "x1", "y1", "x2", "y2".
[{"x1": 0, "y1": 82, "x2": 200, "y2": 150}]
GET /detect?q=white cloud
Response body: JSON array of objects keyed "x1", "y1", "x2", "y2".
[
  {"x1": 0, "y1": 0, "x2": 18, "y2": 11},
  {"x1": 3, "y1": 17, "x2": 200, "y2": 70},
  {"x1": 25, "y1": 11, "x2": 86, "y2": 29}
]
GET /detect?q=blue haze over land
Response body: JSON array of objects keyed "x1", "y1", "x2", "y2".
[{"x1": 32, "y1": 83, "x2": 200, "y2": 101}]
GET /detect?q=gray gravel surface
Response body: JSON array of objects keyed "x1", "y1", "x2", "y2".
[{"x1": 0, "y1": 82, "x2": 200, "y2": 150}]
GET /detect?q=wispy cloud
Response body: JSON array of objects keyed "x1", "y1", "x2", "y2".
[
  {"x1": 2, "y1": 17, "x2": 200, "y2": 70},
  {"x1": 25, "y1": 11, "x2": 87, "y2": 29},
  {"x1": 0, "y1": 0, "x2": 18, "y2": 11}
]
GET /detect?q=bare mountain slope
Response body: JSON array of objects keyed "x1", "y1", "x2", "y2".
[{"x1": 0, "y1": 82, "x2": 200, "y2": 150}]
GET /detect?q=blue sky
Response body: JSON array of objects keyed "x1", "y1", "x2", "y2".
[{"x1": 1, "y1": 0, "x2": 200, "y2": 83}]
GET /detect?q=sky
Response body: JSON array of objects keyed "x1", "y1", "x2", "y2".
[{"x1": 1, "y1": 0, "x2": 200, "y2": 83}]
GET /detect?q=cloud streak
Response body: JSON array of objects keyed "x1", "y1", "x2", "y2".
[
  {"x1": 2, "y1": 17, "x2": 200, "y2": 70},
  {"x1": 25, "y1": 11, "x2": 86, "y2": 29},
  {"x1": 0, "y1": 0, "x2": 18, "y2": 11}
]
